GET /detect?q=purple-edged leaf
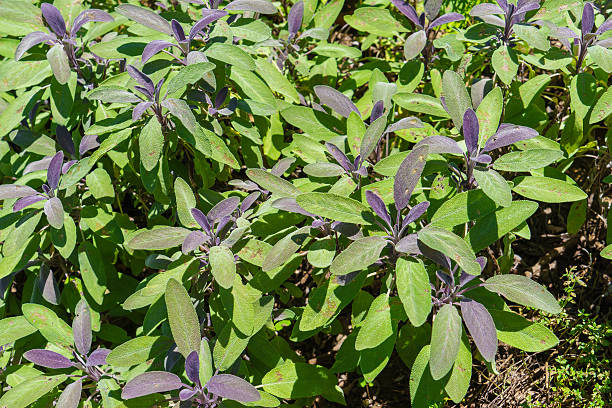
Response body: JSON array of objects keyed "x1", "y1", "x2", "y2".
[
  {"x1": 394, "y1": 144, "x2": 429, "y2": 210},
  {"x1": 395, "y1": 233, "x2": 420, "y2": 254},
  {"x1": 403, "y1": 30, "x2": 427, "y2": 60},
  {"x1": 288, "y1": 0, "x2": 304, "y2": 38},
  {"x1": 207, "y1": 197, "x2": 240, "y2": 220},
  {"x1": 56, "y1": 379, "x2": 82, "y2": 408},
  {"x1": 325, "y1": 142, "x2": 353, "y2": 172},
  {"x1": 182, "y1": 230, "x2": 207, "y2": 254},
  {"x1": 185, "y1": 350, "x2": 200, "y2": 385},
  {"x1": 429, "y1": 12, "x2": 464, "y2": 29},
  {"x1": 271, "y1": 197, "x2": 315, "y2": 217},
  {"x1": 403, "y1": 201, "x2": 430, "y2": 227},
  {"x1": 205, "y1": 374, "x2": 260, "y2": 403},
  {"x1": 595, "y1": 19, "x2": 612, "y2": 35},
  {"x1": 581, "y1": 2, "x2": 595, "y2": 36},
  {"x1": 133, "y1": 101, "x2": 154, "y2": 121},
  {"x1": 314, "y1": 85, "x2": 359, "y2": 118},
  {"x1": 270, "y1": 157, "x2": 296, "y2": 176},
  {"x1": 15, "y1": 31, "x2": 56, "y2": 61},
  {"x1": 462, "y1": 108, "x2": 479, "y2": 156},
  {"x1": 13, "y1": 195, "x2": 46, "y2": 212},
  {"x1": 224, "y1": 0, "x2": 277, "y2": 14},
  {"x1": 142, "y1": 40, "x2": 178, "y2": 64},
  {"x1": 24, "y1": 349, "x2": 73, "y2": 369},
  {"x1": 171, "y1": 19, "x2": 186, "y2": 42},
  {"x1": 56, "y1": 126, "x2": 75, "y2": 156},
  {"x1": 71, "y1": 9, "x2": 114, "y2": 36},
  {"x1": 366, "y1": 190, "x2": 391, "y2": 227},
  {"x1": 415, "y1": 135, "x2": 462, "y2": 154},
  {"x1": 0, "y1": 184, "x2": 38, "y2": 199},
  {"x1": 391, "y1": 0, "x2": 421, "y2": 27},
  {"x1": 191, "y1": 208, "x2": 211, "y2": 233},
  {"x1": 371, "y1": 100, "x2": 385, "y2": 122},
  {"x1": 127, "y1": 65, "x2": 155, "y2": 96},
  {"x1": 45, "y1": 197, "x2": 64, "y2": 229},
  {"x1": 189, "y1": 10, "x2": 228, "y2": 41},
  {"x1": 460, "y1": 299, "x2": 497, "y2": 362},
  {"x1": 180, "y1": 388, "x2": 198, "y2": 401},
  {"x1": 87, "y1": 348, "x2": 111, "y2": 366},
  {"x1": 47, "y1": 151, "x2": 64, "y2": 191},
  {"x1": 47, "y1": 44, "x2": 70, "y2": 85},
  {"x1": 117, "y1": 4, "x2": 172, "y2": 35},
  {"x1": 73, "y1": 299, "x2": 92, "y2": 356},
  {"x1": 122, "y1": 371, "x2": 183, "y2": 399},
  {"x1": 41, "y1": 3, "x2": 66, "y2": 38},
  {"x1": 482, "y1": 124, "x2": 538, "y2": 152},
  {"x1": 79, "y1": 135, "x2": 99, "y2": 156},
  {"x1": 38, "y1": 265, "x2": 60, "y2": 305},
  {"x1": 359, "y1": 115, "x2": 388, "y2": 164}
]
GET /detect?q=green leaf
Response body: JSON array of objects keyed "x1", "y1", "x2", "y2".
[
  {"x1": 199, "y1": 338, "x2": 214, "y2": 385},
  {"x1": 0, "y1": 375, "x2": 66, "y2": 408},
  {"x1": 139, "y1": 117, "x2": 163, "y2": 172},
  {"x1": 493, "y1": 149, "x2": 563, "y2": 172},
  {"x1": 106, "y1": 336, "x2": 173, "y2": 367},
  {"x1": 588, "y1": 45, "x2": 612, "y2": 73},
  {"x1": 409, "y1": 346, "x2": 445, "y2": 408},
  {"x1": 513, "y1": 24, "x2": 550, "y2": 51},
  {"x1": 355, "y1": 294, "x2": 403, "y2": 351},
  {"x1": 442, "y1": 70, "x2": 472, "y2": 129},
  {"x1": 492, "y1": 46, "x2": 518, "y2": 85},
  {"x1": 484, "y1": 274, "x2": 561, "y2": 314},
  {"x1": 0, "y1": 316, "x2": 36, "y2": 345},
  {"x1": 360, "y1": 332, "x2": 396, "y2": 383},
  {"x1": 165, "y1": 278, "x2": 201, "y2": 357},
  {"x1": 519, "y1": 74, "x2": 551, "y2": 107},
  {"x1": 330, "y1": 236, "x2": 387, "y2": 276},
  {"x1": 418, "y1": 226, "x2": 480, "y2": 275},
  {"x1": 207, "y1": 43, "x2": 255, "y2": 71},
  {"x1": 590, "y1": 86, "x2": 612, "y2": 124},
  {"x1": 444, "y1": 333, "x2": 472, "y2": 403},
  {"x1": 489, "y1": 309, "x2": 559, "y2": 352},
  {"x1": 209, "y1": 246, "x2": 236, "y2": 289},
  {"x1": 296, "y1": 192, "x2": 371, "y2": 225},
  {"x1": 306, "y1": 237, "x2": 336, "y2": 268},
  {"x1": 22, "y1": 303, "x2": 73, "y2": 347},
  {"x1": 473, "y1": 168, "x2": 512, "y2": 208},
  {"x1": 0, "y1": 87, "x2": 41, "y2": 138},
  {"x1": 87, "y1": 86, "x2": 141, "y2": 103},
  {"x1": 85, "y1": 168, "x2": 114, "y2": 199},
  {"x1": 431, "y1": 190, "x2": 497, "y2": 229},
  {"x1": 476, "y1": 87, "x2": 502, "y2": 142},
  {"x1": 213, "y1": 324, "x2": 250, "y2": 371},
  {"x1": 50, "y1": 74, "x2": 76, "y2": 126},
  {"x1": 600, "y1": 244, "x2": 612, "y2": 260},
  {"x1": 77, "y1": 242, "x2": 107, "y2": 306},
  {"x1": 261, "y1": 361, "x2": 341, "y2": 400},
  {"x1": 255, "y1": 59, "x2": 299, "y2": 103},
  {"x1": 344, "y1": 7, "x2": 407, "y2": 37},
  {"x1": 166, "y1": 62, "x2": 216, "y2": 95},
  {"x1": 230, "y1": 67, "x2": 276, "y2": 108},
  {"x1": 403, "y1": 31, "x2": 427, "y2": 60},
  {"x1": 393, "y1": 93, "x2": 450, "y2": 117},
  {"x1": 466, "y1": 200, "x2": 538, "y2": 252},
  {"x1": 313, "y1": 0, "x2": 343, "y2": 29},
  {"x1": 359, "y1": 115, "x2": 387, "y2": 160},
  {"x1": 429, "y1": 304, "x2": 461, "y2": 380},
  {"x1": 127, "y1": 227, "x2": 190, "y2": 250},
  {"x1": 280, "y1": 105, "x2": 341, "y2": 140},
  {"x1": 174, "y1": 177, "x2": 197, "y2": 228},
  {"x1": 46, "y1": 44, "x2": 70, "y2": 85},
  {"x1": 246, "y1": 168, "x2": 300, "y2": 197},
  {"x1": 312, "y1": 43, "x2": 361, "y2": 59},
  {"x1": 262, "y1": 226, "x2": 310, "y2": 272},
  {"x1": 396, "y1": 257, "x2": 431, "y2": 327},
  {"x1": 512, "y1": 176, "x2": 587, "y2": 203},
  {"x1": 570, "y1": 73, "x2": 597, "y2": 121}
]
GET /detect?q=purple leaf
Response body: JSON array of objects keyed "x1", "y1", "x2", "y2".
[
  {"x1": 37, "y1": 264, "x2": 59, "y2": 305},
  {"x1": 207, "y1": 197, "x2": 240, "y2": 220},
  {"x1": 189, "y1": 10, "x2": 228, "y2": 41},
  {"x1": 395, "y1": 233, "x2": 420, "y2": 254},
  {"x1": 73, "y1": 299, "x2": 92, "y2": 356},
  {"x1": 12, "y1": 195, "x2": 45, "y2": 212},
  {"x1": 402, "y1": 201, "x2": 430, "y2": 227},
  {"x1": 497, "y1": 0, "x2": 509, "y2": 12},
  {"x1": 41, "y1": 3, "x2": 66, "y2": 38},
  {"x1": 482, "y1": 123, "x2": 538, "y2": 152},
  {"x1": 418, "y1": 241, "x2": 452, "y2": 270},
  {"x1": 185, "y1": 350, "x2": 200, "y2": 385},
  {"x1": 436, "y1": 270, "x2": 453, "y2": 286},
  {"x1": 462, "y1": 108, "x2": 479, "y2": 156},
  {"x1": 142, "y1": 40, "x2": 178, "y2": 64},
  {"x1": 385, "y1": 117, "x2": 423, "y2": 134},
  {"x1": 47, "y1": 151, "x2": 64, "y2": 191},
  {"x1": 79, "y1": 134, "x2": 100, "y2": 156},
  {"x1": 270, "y1": 157, "x2": 296, "y2": 176},
  {"x1": 179, "y1": 388, "x2": 198, "y2": 401},
  {"x1": 515, "y1": 1, "x2": 540, "y2": 16},
  {"x1": 391, "y1": 0, "x2": 421, "y2": 27},
  {"x1": 205, "y1": 374, "x2": 260, "y2": 403},
  {"x1": 71, "y1": 9, "x2": 114, "y2": 37},
  {"x1": 127, "y1": 65, "x2": 155, "y2": 96},
  {"x1": 56, "y1": 126, "x2": 75, "y2": 156},
  {"x1": 459, "y1": 271, "x2": 478, "y2": 287},
  {"x1": 116, "y1": 4, "x2": 172, "y2": 35},
  {"x1": 62, "y1": 160, "x2": 76, "y2": 175},
  {"x1": 581, "y1": 2, "x2": 595, "y2": 36},
  {"x1": 191, "y1": 208, "x2": 211, "y2": 233},
  {"x1": 366, "y1": 190, "x2": 391, "y2": 227},
  {"x1": 474, "y1": 154, "x2": 492, "y2": 164},
  {"x1": 271, "y1": 197, "x2": 315, "y2": 217},
  {"x1": 224, "y1": 0, "x2": 277, "y2": 14},
  {"x1": 240, "y1": 192, "x2": 260, "y2": 213},
  {"x1": 87, "y1": 348, "x2": 111, "y2": 366},
  {"x1": 288, "y1": 1, "x2": 304, "y2": 38},
  {"x1": 214, "y1": 87, "x2": 228, "y2": 109},
  {"x1": 45, "y1": 197, "x2": 64, "y2": 229},
  {"x1": 0, "y1": 184, "x2": 38, "y2": 199},
  {"x1": 325, "y1": 142, "x2": 353, "y2": 173},
  {"x1": 182, "y1": 230, "x2": 207, "y2": 254},
  {"x1": 121, "y1": 371, "x2": 183, "y2": 399},
  {"x1": 171, "y1": 19, "x2": 186, "y2": 42},
  {"x1": 415, "y1": 135, "x2": 462, "y2": 154},
  {"x1": 425, "y1": 0, "x2": 444, "y2": 19},
  {"x1": 429, "y1": 12, "x2": 464, "y2": 29},
  {"x1": 393, "y1": 144, "x2": 429, "y2": 210},
  {"x1": 133, "y1": 101, "x2": 154, "y2": 121},
  {"x1": 15, "y1": 31, "x2": 56, "y2": 61},
  {"x1": 24, "y1": 349, "x2": 73, "y2": 369},
  {"x1": 134, "y1": 85, "x2": 153, "y2": 101},
  {"x1": 595, "y1": 19, "x2": 612, "y2": 35},
  {"x1": 476, "y1": 256, "x2": 487, "y2": 272},
  {"x1": 460, "y1": 299, "x2": 497, "y2": 362},
  {"x1": 314, "y1": 85, "x2": 360, "y2": 118},
  {"x1": 370, "y1": 100, "x2": 385, "y2": 122}
]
